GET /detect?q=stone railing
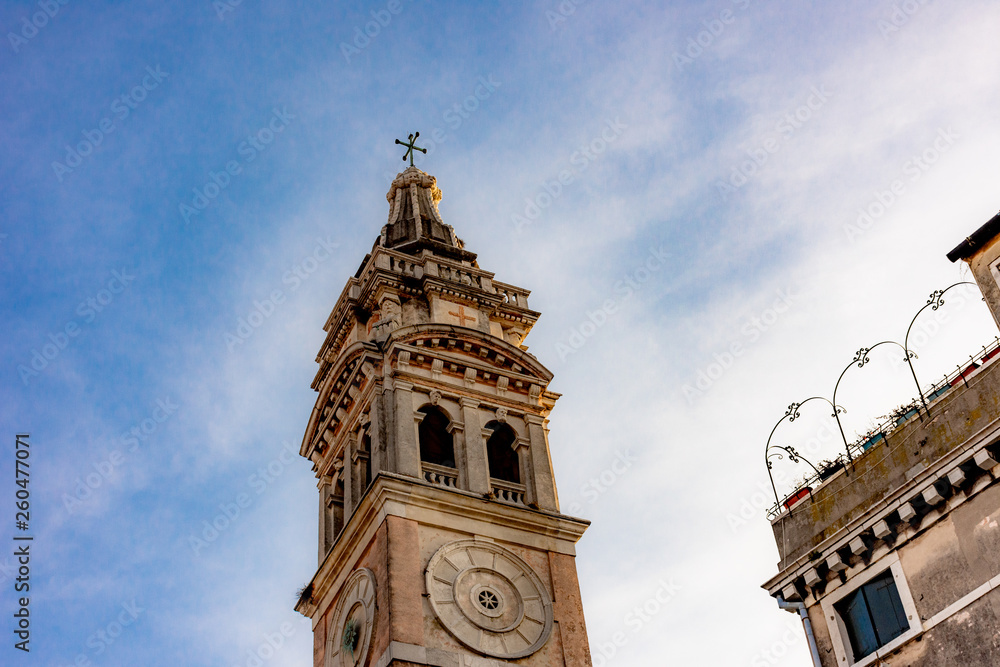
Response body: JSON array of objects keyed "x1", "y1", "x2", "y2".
[
  {"x1": 490, "y1": 479, "x2": 527, "y2": 505},
  {"x1": 493, "y1": 282, "x2": 530, "y2": 309},
  {"x1": 388, "y1": 254, "x2": 421, "y2": 279},
  {"x1": 435, "y1": 262, "x2": 482, "y2": 289},
  {"x1": 422, "y1": 462, "x2": 458, "y2": 488}
]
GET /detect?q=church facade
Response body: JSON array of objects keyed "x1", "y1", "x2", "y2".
[{"x1": 294, "y1": 163, "x2": 593, "y2": 667}]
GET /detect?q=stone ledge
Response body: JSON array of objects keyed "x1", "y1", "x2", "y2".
[
  {"x1": 296, "y1": 472, "x2": 590, "y2": 622},
  {"x1": 374, "y1": 641, "x2": 521, "y2": 667}
]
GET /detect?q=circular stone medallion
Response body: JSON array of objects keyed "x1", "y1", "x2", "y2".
[
  {"x1": 326, "y1": 568, "x2": 377, "y2": 667},
  {"x1": 425, "y1": 539, "x2": 553, "y2": 660}
]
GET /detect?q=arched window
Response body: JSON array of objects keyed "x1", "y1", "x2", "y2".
[
  {"x1": 485, "y1": 421, "x2": 520, "y2": 484},
  {"x1": 418, "y1": 406, "x2": 455, "y2": 468}
]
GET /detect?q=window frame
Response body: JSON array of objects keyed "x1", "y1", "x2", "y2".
[
  {"x1": 820, "y1": 553, "x2": 921, "y2": 667},
  {"x1": 485, "y1": 421, "x2": 521, "y2": 485},
  {"x1": 417, "y1": 405, "x2": 456, "y2": 469},
  {"x1": 989, "y1": 258, "x2": 1000, "y2": 289}
]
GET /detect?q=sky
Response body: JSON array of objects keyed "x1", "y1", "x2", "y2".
[{"x1": 2, "y1": 0, "x2": 1000, "y2": 665}]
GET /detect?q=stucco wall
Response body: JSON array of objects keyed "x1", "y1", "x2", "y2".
[{"x1": 807, "y1": 476, "x2": 1000, "y2": 665}]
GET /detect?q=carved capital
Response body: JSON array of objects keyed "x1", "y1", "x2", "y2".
[{"x1": 524, "y1": 414, "x2": 545, "y2": 426}]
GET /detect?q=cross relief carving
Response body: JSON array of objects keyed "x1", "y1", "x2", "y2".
[{"x1": 448, "y1": 305, "x2": 477, "y2": 327}]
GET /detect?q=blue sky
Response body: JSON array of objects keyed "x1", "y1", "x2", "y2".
[{"x1": 3, "y1": 1, "x2": 1000, "y2": 665}]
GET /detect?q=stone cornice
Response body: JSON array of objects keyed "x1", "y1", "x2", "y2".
[
  {"x1": 295, "y1": 472, "x2": 590, "y2": 622},
  {"x1": 312, "y1": 245, "x2": 541, "y2": 389},
  {"x1": 301, "y1": 345, "x2": 382, "y2": 462},
  {"x1": 387, "y1": 325, "x2": 552, "y2": 381}
]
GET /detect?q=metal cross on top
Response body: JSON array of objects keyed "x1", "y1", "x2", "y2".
[{"x1": 395, "y1": 131, "x2": 427, "y2": 167}]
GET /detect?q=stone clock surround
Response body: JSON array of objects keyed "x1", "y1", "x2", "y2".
[
  {"x1": 425, "y1": 539, "x2": 554, "y2": 660},
  {"x1": 326, "y1": 568, "x2": 378, "y2": 667}
]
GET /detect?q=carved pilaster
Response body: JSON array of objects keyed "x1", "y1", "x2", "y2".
[
  {"x1": 515, "y1": 437, "x2": 532, "y2": 504},
  {"x1": 370, "y1": 387, "x2": 386, "y2": 476},
  {"x1": 393, "y1": 380, "x2": 420, "y2": 478},
  {"x1": 460, "y1": 399, "x2": 489, "y2": 494},
  {"x1": 525, "y1": 414, "x2": 557, "y2": 510},
  {"x1": 446, "y1": 419, "x2": 467, "y2": 489},
  {"x1": 318, "y1": 476, "x2": 332, "y2": 563},
  {"x1": 343, "y1": 435, "x2": 355, "y2": 519}
]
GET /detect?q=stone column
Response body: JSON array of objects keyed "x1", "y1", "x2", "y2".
[
  {"x1": 369, "y1": 388, "x2": 386, "y2": 478},
  {"x1": 393, "y1": 380, "x2": 420, "y2": 478},
  {"x1": 343, "y1": 432, "x2": 356, "y2": 520},
  {"x1": 446, "y1": 418, "x2": 466, "y2": 488},
  {"x1": 330, "y1": 480, "x2": 345, "y2": 544},
  {"x1": 515, "y1": 437, "x2": 532, "y2": 502},
  {"x1": 353, "y1": 430, "x2": 371, "y2": 498},
  {"x1": 460, "y1": 398, "x2": 489, "y2": 493},
  {"x1": 525, "y1": 414, "x2": 558, "y2": 510},
  {"x1": 318, "y1": 476, "x2": 332, "y2": 563}
]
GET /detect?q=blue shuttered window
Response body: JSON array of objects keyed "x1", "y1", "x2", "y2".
[{"x1": 835, "y1": 569, "x2": 909, "y2": 661}]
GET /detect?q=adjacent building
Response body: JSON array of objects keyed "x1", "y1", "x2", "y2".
[
  {"x1": 294, "y1": 165, "x2": 593, "y2": 667},
  {"x1": 762, "y1": 211, "x2": 1000, "y2": 666}
]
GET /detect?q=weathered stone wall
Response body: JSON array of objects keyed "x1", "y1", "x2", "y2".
[
  {"x1": 314, "y1": 520, "x2": 392, "y2": 667},
  {"x1": 547, "y1": 552, "x2": 593, "y2": 667},
  {"x1": 805, "y1": 472, "x2": 1000, "y2": 665},
  {"x1": 884, "y1": 590, "x2": 1000, "y2": 666}
]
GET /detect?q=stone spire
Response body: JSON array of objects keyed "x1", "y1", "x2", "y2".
[{"x1": 379, "y1": 166, "x2": 475, "y2": 262}]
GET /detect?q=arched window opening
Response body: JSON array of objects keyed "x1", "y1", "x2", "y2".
[
  {"x1": 418, "y1": 406, "x2": 455, "y2": 468},
  {"x1": 485, "y1": 422, "x2": 520, "y2": 484}
]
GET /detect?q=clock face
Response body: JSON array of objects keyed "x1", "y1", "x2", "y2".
[
  {"x1": 326, "y1": 568, "x2": 376, "y2": 667},
  {"x1": 425, "y1": 539, "x2": 553, "y2": 660}
]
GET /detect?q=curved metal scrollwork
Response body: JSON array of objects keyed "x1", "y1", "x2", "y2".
[
  {"x1": 904, "y1": 282, "x2": 977, "y2": 414},
  {"x1": 766, "y1": 445, "x2": 821, "y2": 475},
  {"x1": 764, "y1": 396, "x2": 846, "y2": 508},
  {"x1": 833, "y1": 340, "x2": 915, "y2": 463},
  {"x1": 765, "y1": 282, "x2": 984, "y2": 517}
]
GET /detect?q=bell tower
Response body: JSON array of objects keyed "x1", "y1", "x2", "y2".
[{"x1": 294, "y1": 160, "x2": 593, "y2": 667}]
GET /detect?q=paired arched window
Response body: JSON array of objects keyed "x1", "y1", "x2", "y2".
[
  {"x1": 418, "y1": 406, "x2": 456, "y2": 468},
  {"x1": 485, "y1": 421, "x2": 520, "y2": 484}
]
